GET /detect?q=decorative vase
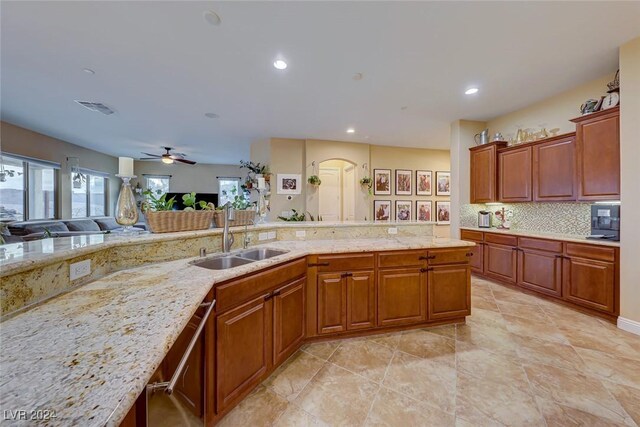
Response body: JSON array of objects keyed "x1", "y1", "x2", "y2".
[{"x1": 115, "y1": 176, "x2": 139, "y2": 232}]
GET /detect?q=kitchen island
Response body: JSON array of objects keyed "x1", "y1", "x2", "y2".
[{"x1": 0, "y1": 232, "x2": 473, "y2": 426}]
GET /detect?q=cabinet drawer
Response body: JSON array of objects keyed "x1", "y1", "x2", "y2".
[
  {"x1": 518, "y1": 236, "x2": 562, "y2": 253},
  {"x1": 461, "y1": 229, "x2": 484, "y2": 242},
  {"x1": 484, "y1": 233, "x2": 518, "y2": 247},
  {"x1": 566, "y1": 243, "x2": 616, "y2": 262},
  {"x1": 216, "y1": 258, "x2": 307, "y2": 312},
  {"x1": 378, "y1": 250, "x2": 427, "y2": 268},
  {"x1": 428, "y1": 248, "x2": 473, "y2": 265},
  {"x1": 316, "y1": 253, "x2": 375, "y2": 272}
]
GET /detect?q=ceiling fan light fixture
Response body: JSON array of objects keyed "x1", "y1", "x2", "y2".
[{"x1": 161, "y1": 157, "x2": 174, "y2": 164}]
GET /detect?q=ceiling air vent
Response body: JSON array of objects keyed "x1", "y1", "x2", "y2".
[{"x1": 74, "y1": 101, "x2": 115, "y2": 115}]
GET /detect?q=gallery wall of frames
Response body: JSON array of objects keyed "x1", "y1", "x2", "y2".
[{"x1": 372, "y1": 169, "x2": 450, "y2": 224}]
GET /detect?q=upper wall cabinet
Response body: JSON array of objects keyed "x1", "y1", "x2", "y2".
[
  {"x1": 469, "y1": 142, "x2": 506, "y2": 203},
  {"x1": 571, "y1": 107, "x2": 620, "y2": 201},
  {"x1": 533, "y1": 134, "x2": 576, "y2": 202},
  {"x1": 499, "y1": 145, "x2": 532, "y2": 202}
]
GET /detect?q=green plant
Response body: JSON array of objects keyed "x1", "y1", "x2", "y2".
[
  {"x1": 182, "y1": 192, "x2": 197, "y2": 211},
  {"x1": 359, "y1": 176, "x2": 373, "y2": 195},
  {"x1": 222, "y1": 187, "x2": 253, "y2": 210},
  {"x1": 277, "y1": 209, "x2": 310, "y2": 222},
  {"x1": 307, "y1": 175, "x2": 321, "y2": 186},
  {"x1": 239, "y1": 160, "x2": 270, "y2": 176},
  {"x1": 142, "y1": 189, "x2": 176, "y2": 211}
]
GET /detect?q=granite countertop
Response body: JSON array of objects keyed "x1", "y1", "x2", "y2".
[
  {"x1": 0, "y1": 237, "x2": 471, "y2": 426},
  {"x1": 0, "y1": 221, "x2": 434, "y2": 276},
  {"x1": 459, "y1": 226, "x2": 620, "y2": 248}
]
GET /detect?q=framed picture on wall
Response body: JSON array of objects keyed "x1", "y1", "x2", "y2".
[
  {"x1": 416, "y1": 170, "x2": 432, "y2": 196},
  {"x1": 395, "y1": 200, "x2": 412, "y2": 221},
  {"x1": 374, "y1": 200, "x2": 391, "y2": 222},
  {"x1": 436, "y1": 171, "x2": 451, "y2": 196},
  {"x1": 436, "y1": 201, "x2": 451, "y2": 225},
  {"x1": 416, "y1": 200, "x2": 432, "y2": 222},
  {"x1": 276, "y1": 174, "x2": 302, "y2": 195},
  {"x1": 373, "y1": 169, "x2": 391, "y2": 195},
  {"x1": 395, "y1": 169, "x2": 412, "y2": 195}
]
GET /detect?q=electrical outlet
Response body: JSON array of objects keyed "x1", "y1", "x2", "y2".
[
  {"x1": 70, "y1": 259, "x2": 91, "y2": 281},
  {"x1": 267, "y1": 231, "x2": 277, "y2": 239},
  {"x1": 258, "y1": 232, "x2": 269, "y2": 241},
  {"x1": 295, "y1": 230, "x2": 306, "y2": 238},
  {"x1": 388, "y1": 227, "x2": 398, "y2": 235}
]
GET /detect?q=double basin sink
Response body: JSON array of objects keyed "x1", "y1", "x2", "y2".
[{"x1": 191, "y1": 248, "x2": 289, "y2": 270}]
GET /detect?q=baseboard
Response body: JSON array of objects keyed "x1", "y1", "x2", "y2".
[{"x1": 617, "y1": 316, "x2": 640, "y2": 336}]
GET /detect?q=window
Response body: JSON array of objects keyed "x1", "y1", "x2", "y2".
[
  {"x1": 218, "y1": 178, "x2": 241, "y2": 206},
  {"x1": 144, "y1": 175, "x2": 171, "y2": 195},
  {"x1": 71, "y1": 171, "x2": 108, "y2": 218},
  {"x1": 0, "y1": 154, "x2": 59, "y2": 221}
]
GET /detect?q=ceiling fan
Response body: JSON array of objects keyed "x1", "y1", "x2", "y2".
[{"x1": 140, "y1": 146, "x2": 196, "y2": 165}]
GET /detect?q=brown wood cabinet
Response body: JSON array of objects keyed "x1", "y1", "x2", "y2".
[
  {"x1": 377, "y1": 268, "x2": 427, "y2": 327},
  {"x1": 483, "y1": 233, "x2": 518, "y2": 284},
  {"x1": 517, "y1": 248, "x2": 562, "y2": 297},
  {"x1": 317, "y1": 272, "x2": 346, "y2": 334},
  {"x1": 470, "y1": 142, "x2": 506, "y2": 203},
  {"x1": 572, "y1": 107, "x2": 620, "y2": 201},
  {"x1": 216, "y1": 294, "x2": 270, "y2": 413},
  {"x1": 533, "y1": 134, "x2": 576, "y2": 201},
  {"x1": 499, "y1": 145, "x2": 532, "y2": 202},
  {"x1": 563, "y1": 256, "x2": 615, "y2": 314},
  {"x1": 346, "y1": 271, "x2": 376, "y2": 330},
  {"x1": 427, "y1": 264, "x2": 471, "y2": 320},
  {"x1": 273, "y1": 278, "x2": 305, "y2": 365}
]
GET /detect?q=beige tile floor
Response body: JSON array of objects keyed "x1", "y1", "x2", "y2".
[{"x1": 160, "y1": 277, "x2": 640, "y2": 426}]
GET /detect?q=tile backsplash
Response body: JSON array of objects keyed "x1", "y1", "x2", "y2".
[{"x1": 460, "y1": 203, "x2": 591, "y2": 236}]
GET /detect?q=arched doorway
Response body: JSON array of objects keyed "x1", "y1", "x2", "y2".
[{"x1": 318, "y1": 159, "x2": 356, "y2": 221}]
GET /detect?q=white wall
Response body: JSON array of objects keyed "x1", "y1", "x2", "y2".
[
  {"x1": 133, "y1": 161, "x2": 243, "y2": 195},
  {"x1": 619, "y1": 36, "x2": 640, "y2": 327}
]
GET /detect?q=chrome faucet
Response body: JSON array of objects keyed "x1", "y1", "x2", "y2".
[
  {"x1": 223, "y1": 203, "x2": 235, "y2": 253},
  {"x1": 243, "y1": 220, "x2": 255, "y2": 249}
]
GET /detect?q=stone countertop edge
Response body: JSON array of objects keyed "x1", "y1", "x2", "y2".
[
  {"x1": 0, "y1": 221, "x2": 436, "y2": 277},
  {"x1": 0, "y1": 237, "x2": 472, "y2": 427},
  {"x1": 459, "y1": 226, "x2": 620, "y2": 248}
]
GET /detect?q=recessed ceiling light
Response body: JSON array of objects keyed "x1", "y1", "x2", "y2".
[
  {"x1": 204, "y1": 113, "x2": 219, "y2": 119},
  {"x1": 273, "y1": 59, "x2": 288, "y2": 70},
  {"x1": 346, "y1": 128, "x2": 355, "y2": 134},
  {"x1": 400, "y1": 106, "x2": 408, "y2": 111},
  {"x1": 352, "y1": 73, "x2": 363, "y2": 81},
  {"x1": 465, "y1": 87, "x2": 479, "y2": 95},
  {"x1": 203, "y1": 10, "x2": 222, "y2": 26},
  {"x1": 83, "y1": 68, "x2": 95, "y2": 75}
]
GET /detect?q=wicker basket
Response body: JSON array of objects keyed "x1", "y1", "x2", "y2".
[
  {"x1": 213, "y1": 209, "x2": 256, "y2": 228},
  {"x1": 144, "y1": 210, "x2": 215, "y2": 233}
]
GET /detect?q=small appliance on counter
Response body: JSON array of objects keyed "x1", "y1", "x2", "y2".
[
  {"x1": 478, "y1": 210, "x2": 492, "y2": 228},
  {"x1": 588, "y1": 204, "x2": 620, "y2": 241}
]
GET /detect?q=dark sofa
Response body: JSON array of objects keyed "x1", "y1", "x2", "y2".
[{"x1": 2, "y1": 217, "x2": 146, "y2": 243}]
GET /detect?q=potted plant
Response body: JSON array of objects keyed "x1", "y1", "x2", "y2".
[
  {"x1": 213, "y1": 187, "x2": 257, "y2": 227},
  {"x1": 240, "y1": 160, "x2": 272, "y2": 186},
  {"x1": 141, "y1": 190, "x2": 215, "y2": 233},
  {"x1": 307, "y1": 175, "x2": 321, "y2": 186},
  {"x1": 360, "y1": 176, "x2": 373, "y2": 195}
]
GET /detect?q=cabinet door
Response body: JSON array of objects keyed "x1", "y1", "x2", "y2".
[
  {"x1": 317, "y1": 272, "x2": 346, "y2": 335},
  {"x1": 484, "y1": 243, "x2": 517, "y2": 284},
  {"x1": 163, "y1": 312, "x2": 203, "y2": 417},
  {"x1": 346, "y1": 271, "x2": 375, "y2": 331},
  {"x1": 273, "y1": 278, "x2": 305, "y2": 365},
  {"x1": 563, "y1": 257, "x2": 615, "y2": 313},
  {"x1": 470, "y1": 144, "x2": 498, "y2": 203},
  {"x1": 499, "y1": 146, "x2": 532, "y2": 202},
  {"x1": 216, "y1": 295, "x2": 270, "y2": 413},
  {"x1": 428, "y1": 265, "x2": 471, "y2": 320},
  {"x1": 377, "y1": 268, "x2": 426, "y2": 327},
  {"x1": 467, "y1": 243, "x2": 484, "y2": 274},
  {"x1": 517, "y1": 249, "x2": 562, "y2": 297},
  {"x1": 576, "y1": 110, "x2": 620, "y2": 200},
  {"x1": 533, "y1": 136, "x2": 576, "y2": 201}
]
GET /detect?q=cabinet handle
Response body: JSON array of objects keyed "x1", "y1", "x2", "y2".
[
  {"x1": 420, "y1": 268, "x2": 433, "y2": 273},
  {"x1": 555, "y1": 254, "x2": 564, "y2": 259},
  {"x1": 418, "y1": 256, "x2": 429, "y2": 260},
  {"x1": 272, "y1": 290, "x2": 281, "y2": 297},
  {"x1": 466, "y1": 252, "x2": 473, "y2": 257},
  {"x1": 264, "y1": 292, "x2": 273, "y2": 301},
  {"x1": 342, "y1": 272, "x2": 353, "y2": 278},
  {"x1": 308, "y1": 262, "x2": 330, "y2": 267},
  {"x1": 427, "y1": 255, "x2": 437, "y2": 260}
]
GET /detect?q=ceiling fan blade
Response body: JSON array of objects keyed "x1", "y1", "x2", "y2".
[
  {"x1": 139, "y1": 157, "x2": 160, "y2": 161},
  {"x1": 175, "y1": 158, "x2": 196, "y2": 165},
  {"x1": 141, "y1": 153, "x2": 161, "y2": 158},
  {"x1": 169, "y1": 153, "x2": 186, "y2": 159}
]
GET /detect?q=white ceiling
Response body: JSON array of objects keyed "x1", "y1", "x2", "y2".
[{"x1": 1, "y1": 1, "x2": 639, "y2": 164}]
